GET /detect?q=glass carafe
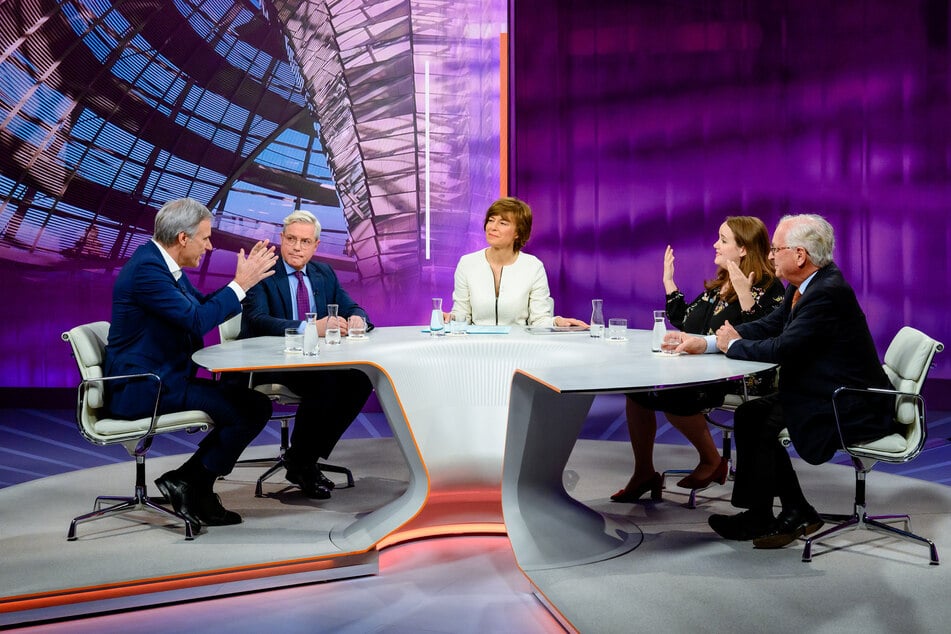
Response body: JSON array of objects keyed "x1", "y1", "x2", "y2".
[
  {"x1": 326, "y1": 303, "x2": 341, "y2": 345},
  {"x1": 651, "y1": 310, "x2": 666, "y2": 352},
  {"x1": 590, "y1": 299, "x2": 604, "y2": 338},
  {"x1": 430, "y1": 298, "x2": 445, "y2": 336}
]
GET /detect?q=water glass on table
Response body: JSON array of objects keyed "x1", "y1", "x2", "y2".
[
  {"x1": 348, "y1": 315, "x2": 367, "y2": 339},
  {"x1": 284, "y1": 327, "x2": 304, "y2": 354},
  {"x1": 607, "y1": 318, "x2": 628, "y2": 341},
  {"x1": 448, "y1": 313, "x2": 468, "y2": 336}
]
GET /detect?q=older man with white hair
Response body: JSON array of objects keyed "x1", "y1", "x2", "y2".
[
  {"x1": 240, "y1": 210, "x2": 373, "y2": 500},
  {"x1": 663, "y1": 214, "x2": 894, "y2": 549}
]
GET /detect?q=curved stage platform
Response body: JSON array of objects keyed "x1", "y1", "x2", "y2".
[{"x1": 2, "y1": 438, "x2": 949, "y2": 631}]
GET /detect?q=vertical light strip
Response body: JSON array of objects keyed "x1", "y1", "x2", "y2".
[
  {"x1": 500, "y1": 27, "x2": 509, "y2": 198},
  {"x1": 424, "y1": 60, "x2": 431, "y2": 260}
]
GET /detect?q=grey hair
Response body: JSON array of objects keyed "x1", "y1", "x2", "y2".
[
  {"x1": 153, "y1": 198, "x2": 212, "y2": 246},
  {"x1": 283, "y1": 209, "x2": 321, "y2": 239},
  {"x1": 780, "y1": 214, "x2": 835, "y2": 267}
]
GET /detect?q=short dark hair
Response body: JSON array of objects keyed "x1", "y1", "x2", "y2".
[{"x1": 483, "y1": 197, "x2": 533, "y2": 252}]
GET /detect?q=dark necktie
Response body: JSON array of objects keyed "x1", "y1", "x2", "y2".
[
  {"x1": 294, "y1": 270, "x2": 310, "y2": 321},
  {"x1": 791, "y1": 288, "x2": 802, "y2": 309}
]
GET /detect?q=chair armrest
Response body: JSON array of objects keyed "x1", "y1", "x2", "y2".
[
  {"x1": 830, "y1": 385, "x2": 924, "y2": 455},
  {"x1": 79, "y1": 372, "x2": 164, "y2": 447}
]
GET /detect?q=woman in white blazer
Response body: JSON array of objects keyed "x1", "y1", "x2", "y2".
[{"x1": 449, "y1": 197, "x2": 586, "y2": 328}]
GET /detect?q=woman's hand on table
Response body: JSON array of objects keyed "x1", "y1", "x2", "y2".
[{"x1": 554, "y1": 316, "x2": 588, "y2": 328}]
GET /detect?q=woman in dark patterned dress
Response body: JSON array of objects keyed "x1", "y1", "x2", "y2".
[{"x1": 611, "y1": 216, "x2": 785, "y2": 502}]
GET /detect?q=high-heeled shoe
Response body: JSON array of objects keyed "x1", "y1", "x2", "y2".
[
  {"x1": 676, "y1": 457, "x2": 728, "y2": 490},
  {"x1": 610, "y1": 472, "x2": 663, "y2": 503}
]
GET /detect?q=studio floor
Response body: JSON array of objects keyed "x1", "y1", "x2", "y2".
[{"x1": 1, "y1": 395, "x2": 950, "y2": 632}]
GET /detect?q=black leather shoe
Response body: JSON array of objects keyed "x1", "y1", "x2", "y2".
[
  {"x1": 155, "y1": 471, "x2": 202, "y2": 531},
  {"x1": 194, "y1": 491, "x2": 242, "y2": 526},
  {"x1": 315, "y1": 468, "x2": 335, "y2": 491},
  {"x1": 708, "y1": 510, "x2": 773, "y2": 541},
  {"x1": 752, "y1": 506, "x2": 824, "y2": 549},
  {"x1": 285, "y1": 465, "x2": 331, "y2": 499}
]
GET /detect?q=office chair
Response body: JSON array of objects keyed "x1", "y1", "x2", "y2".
[
  {"x1": 62, "y1": 321, "x2": 213, "y2": 540},
  {"x1": 218, "y1": 314, "x2": 354, "y2": 497},
  {"x1": 803, "y1": 326, "x2": 944, "y2": 565}
]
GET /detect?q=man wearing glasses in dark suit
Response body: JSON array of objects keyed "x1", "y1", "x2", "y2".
[{"x1": 239, "y1": 210, "x2": 373, "y2": 500}]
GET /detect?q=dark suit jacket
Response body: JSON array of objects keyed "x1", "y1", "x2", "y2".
[
  {"x1": 726, "y1": 263, "x2": 892, "y2": 464},
  {"x1": 104, "y1": 241, "x2": 242, "y2": 417},
  {"x1": 239, "y1": 259, "x2": 371, "y2": 338}
]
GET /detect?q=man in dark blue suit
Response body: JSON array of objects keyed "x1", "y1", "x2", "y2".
[
  {"x1": 105, "y1": 197, "x2": 278, "y2": 528},
  {"x1": 239, "y1": 210, "x2": 373, "y2": 499},
  {"x1": 664, "y1": 214, "x2": 893, "y2": 548}
]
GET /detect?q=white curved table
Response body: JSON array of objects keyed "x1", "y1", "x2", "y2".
[{"x1": 194, "y1": 326, "x2": 773, "y2": 563}]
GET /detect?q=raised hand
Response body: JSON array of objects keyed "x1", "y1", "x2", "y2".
[
  {"x1": 234, "y1": 239, "x2": 277, "y2": 291},
  {"x1": 725, "y1": 260, "x2": 756, "y2": 310},
  {"x1": 663, "y1": 245, "x2": 677, "y2": 294},
  {"x1": 726, "y1": 260, "x2": 753, "y2": 296}
]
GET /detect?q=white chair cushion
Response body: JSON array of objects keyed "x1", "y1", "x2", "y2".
[
  {"x1": 884, "y1": 327, "x2": 936, "y2": 385},
  {"x1": 883, "y1": 327, "x2": 941, "y2": 425},
  {"x1": 90, "y1": 410, "x2": 213, "y2": 441},
  {"x1": 851, "y1": 432, "x2": 908, "y2": 455},
  {"x1": 67, "y1": 322, "x2": 110, "y2": 408}
]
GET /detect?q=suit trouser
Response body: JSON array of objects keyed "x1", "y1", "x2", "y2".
[
  {"x1": 731, "y1": 393, "x2": 808, "y2": 513},
  {"x1": 254, "y1": 369, "x2": 373, "y2": 460},
  {"x1": 111, "y1": 377, "x2": 271, "y2": 476},
  {"x1": 171, "y1": 378, "x2": 272, "y2": 476}
]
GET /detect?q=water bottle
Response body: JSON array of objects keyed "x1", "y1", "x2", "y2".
[
  {"x1": 590, "y1": 299, "x2": 604, "y2": 338},
  {"x1": 430, "y1": 298, "x2": 445, "y2": 336},
  {"x1": 651, "y1": 310, "x2": 666, "y2": 352},
  {"x1": 303, "y1": 312, "x2": 319, "y2": 356}
]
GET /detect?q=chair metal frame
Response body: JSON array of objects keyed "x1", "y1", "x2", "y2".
[
  {"x1": 234, "y1": 380, "x2": 355, "y2": 496},
  {"x1": 803, "y1": 327, "x2": 943, "y2": 565},
  {"x1": 62, "y1": 322, "x2": 212, "y2": 541}
]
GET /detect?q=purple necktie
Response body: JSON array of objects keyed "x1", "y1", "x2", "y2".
[{"x1": 294, "y1": 270, "x2": 310, "y2": 320}]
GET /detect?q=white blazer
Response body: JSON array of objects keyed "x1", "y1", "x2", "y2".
[{"x1": 450, "y1": 249, "x2": 555, "y2": 327}]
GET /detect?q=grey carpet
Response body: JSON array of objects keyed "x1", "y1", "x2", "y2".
[{"x1": 1, "y1": 438, "x2": 948, "y2": 632}]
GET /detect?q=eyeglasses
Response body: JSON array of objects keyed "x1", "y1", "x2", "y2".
[
  {"x1": 283, "y1": 235, "x2": 316, "y2": 247},
  {"x1": 769, "y1": 245, "x2": 794, "y2": 254}
]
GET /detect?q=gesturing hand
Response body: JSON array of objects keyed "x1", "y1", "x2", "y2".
[
  {"x1": 234, "y1": 239, "x2": 278, "y2": 291},
  {"x1": 726, "y1": 260, "x2": 754, "y2": 297},
  {"x1": 663, "y1": 245, "x2": 677, "y2": 294}
]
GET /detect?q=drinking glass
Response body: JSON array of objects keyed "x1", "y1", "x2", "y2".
[
  {"x1": 284, "y1": 327, "x2": 304, "y2": 354},
  {"x1": 348, "y1": 315, "x2": 367, "y2": 339},
  {"x1": 608, "y1": 318, "x2": 628, "y2": 341},
  {"x1": 449, "y1": 313, "x2": 468, "y2": 336}
]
